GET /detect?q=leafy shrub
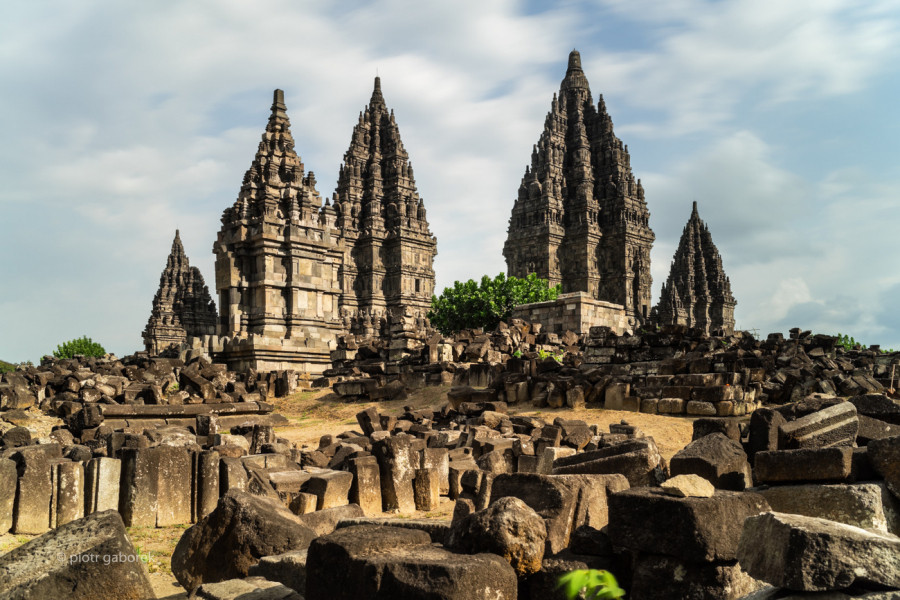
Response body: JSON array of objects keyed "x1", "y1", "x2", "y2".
[
  {"x1": 428, "y1": 273, "x2": 560, "y2": 334},
  {"x1": 53, "y1": 336, "x2": 106, "y2": 359},
  {"x1": 0, "y1": 360, "x2": 15, "y2": 374},
  {"x1": 557, "y1": 569, "x2": 625, "y2": 599}
]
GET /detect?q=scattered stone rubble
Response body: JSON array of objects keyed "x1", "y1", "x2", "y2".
[
  {"x1": 327, "y1": 322, "x2": 894, "y2": 418},
  {"x1": 2, "y1": 325, "x2": 900, "y2": 599}
]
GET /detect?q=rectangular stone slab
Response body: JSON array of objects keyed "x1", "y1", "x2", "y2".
[
  {"x1": 85, "y1": 457, "x2": 121, "y2": 515},
  {"x1": 754, "y1": 447, "x2": 853, "y2": 483},
  {"x1": 757, "y1": 482, "x2": 900, "y2": 535},
  {"x1": 738, "y1": 511, "x2": 900, "y2": 591},
  {"x1": 0, "y1": 457, "x2": 17, "y2": 534},
  {"x1": 777, "y1": 401, "x2": 858, "y2": 449},
  {"x1": 607, "y1": 488, "x2": 770, "y2": 562}
]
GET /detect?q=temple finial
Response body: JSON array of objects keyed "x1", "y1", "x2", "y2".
[
  {"x1": 271, "y1": 89, "x2": 288, "y2": 119},
  {"x1": 568, "y1": 49, "x2": 582, "y2": 71},
  {"x1": 370, "y1": 76, "x2": 384, "y2": 106}
]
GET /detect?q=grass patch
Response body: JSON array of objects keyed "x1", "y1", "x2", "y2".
[{"x1": 0, "y1": 360, "x2": 16, "y2": 374}]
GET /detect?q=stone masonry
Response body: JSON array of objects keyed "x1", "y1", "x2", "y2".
[
  {"x1": 511, "y1": 292, "x2": 629, "y2": 335},
  {"x1": 654, "y1": 202, "x2": 737, "y2": 334},
  {"x1": 504, "y1": 50, "x2": 655, "y2": 327},
  {"x1": 214, "y1": 85, "x2": 437, "y2": 374},
  {"x1": 143, "y1": 230, "x2": 217, "y2": 355},
  {"x1": 214, "y1": 90, "x2": 345, "y2": 373},
  {"x1": 333, "y1": 77, "x2": 437, "y2": 337}
]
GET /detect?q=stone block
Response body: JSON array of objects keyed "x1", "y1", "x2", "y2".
[
  {"x1": 196, "y1": 450, "x2": 220, "y2": 520},
  {"x1": 777, "y1": 401, "x2": 858, "y2": 449},
  {"x1": 490, "y1": 473, "x2": 628, "y2": 555},
  {"x1": 608, "y1": 488, "x2": 770, "y2": 562},
  {"x1": 754, "y1": 447, "x2": 853, "y2": 484},
  {"x1": 421, "y1": 447, "x2": 449, "y2": 495},
  {"x1": 305, "y1": 470, "x2": 353, "y2": 510},
  {"x1": 172, "y1": 489, "x2": 317, "y2": 591},
  {"x1": 219, "y1": 456, "x2": 248, "y2": 494},
  {"x1": 657, "y1": 397, "x2": 685, "y2": 414},
  {"x1": 693, "y1": 417, "x2": 742, "y2": 443},
  {"x1": 518, "y1": 454, "x2": 539, "y2": 473},
  {"x1": 194, "y1": 576, "x2": 303, "y2": 600},
  {"x1": 348, "y1": 456, "x2": 382, "y2": 517},
  {"x1": 447, "y1": 496, "x2": 546, "y2": 576},
  {"x1": 12, "y1": 447, "x2": 52, "y2": 534},
  {"x1": 747, "y1": 407, "x2": 786, "y2": 459},
  {"x1": 604, "y1": 382, "x2": 630, "y2": 409},
  {"x1": 629, "y1": 553, "x2": 765, "y2": 600},
  {"x1": 868, "y1": 435, "x2": 900, "y2": 499},
  {"x1": 306, "y1": 524, "x2": 517, "y2": 600},
  {"x1": 156, "y1": 446, "x2": 192, "y2": 526},
  {"x1": 0, "y1": 457, "x2": 17, "y2": 534},
  {"x1": 413, "y1": 468, "x2": 440, "y2": 511},
  {"x1": 552, "y1": 438, "x2": 664, "y2": 487},
  {"x1": 297, "y1": 503, "x2": 364, "y2": 536},
  {"x1": 670, "y1": 433, "x2": 752, "y2": 490},
  {"x1": 84, "y1": 457, "x2": 121, "y2": 515},
  {"x1": 537, "y1": 446, "x2": 576, "y2": 475},
  {"x1": 247, "y1": 550, "x2": 308, "y2": 597},
  {"x1": 119, "y1": 447, "x2": 158, "y2": 527},
  {"x1": 850, "y1": 393, "x2": 900, "y2": 424},
  {"x1": 0, "y1": 510, "x2": 154, "y2": 600},
  {"x1": 686, "y1": 400, "x2": 717, "y2": 416},
  {"x1": 857, "y1": 414, "x2": 900, "y2": 444},
  {"x1": 289, "y1": 492, "x2": 318, "y2": 515},
  {"x1": 737, "y1": 511, "x2": 900, "y2": 591},
  {"x1": 52, "y1": 460, "x2": 84, "y2": 527},
  {"x1": 640, "y1": 397, "x2": 659, "y2": 414},
  {"x1": 758, "y1": 482, "x2": 900, "y2": 535},
  {"x1": 373, "y1": 436, "x2": 417, "y2": 513}
]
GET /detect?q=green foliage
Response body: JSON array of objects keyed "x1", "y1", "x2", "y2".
[
  {"x1": 537, "y1": 348, "x2": 564, "y2": 363},
  {"x1": 835, "y1": 333, "x2": 896, "y2": 354},
  {"x1": 428, "y1": 273, "x2": 560, "y2": 335},
  {"x1": 0, "y1": 360, "x2": 15, "y2": 374},
  {"x1": 557, "y1": 569, "x2": 625, "y2": 599},
  {"x1": 53, "y1": 336, "x2": 106, "y2": 359}
]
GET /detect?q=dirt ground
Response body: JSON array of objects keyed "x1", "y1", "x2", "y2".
[
  {"x1": 274, "y1": 385, "x2": 696, "y2": 461},
  {"x1": 1, "y1": 384, "x2": 696, "y2": 597}
]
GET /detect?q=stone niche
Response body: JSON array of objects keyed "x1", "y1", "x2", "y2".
[{"x1": 511, "y1": 292, "x2": 629, "y2": 336}]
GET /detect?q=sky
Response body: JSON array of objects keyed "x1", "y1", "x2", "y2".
[{"x1": 1, "y1": 0, "x2": 899, "y2": 362}]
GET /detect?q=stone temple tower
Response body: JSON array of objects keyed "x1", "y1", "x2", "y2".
[
  {"x1": 332, "y1": 77, "x2": 437, "y2": 336},
  {"x1": 654, "y1": 202, "x2": 737, "y2": 334},
  {"x1": 503, "y1": 50, "x2": 655, "y2": 324},
  {"x1": 143, "y1": 230, "x2": 217, "y2": 355},
  {"x1": 213, "y1": 90, "x2": 345, "y2": 373}
]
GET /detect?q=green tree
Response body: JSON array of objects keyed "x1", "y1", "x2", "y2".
[
  {"x1": 428, "y1": 273, "x2": 560, "y2": 334},
  {"x1": 53, "y1": 336, "x2": 106, "y2": 359}
]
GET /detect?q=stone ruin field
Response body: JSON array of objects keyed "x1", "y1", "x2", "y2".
[{"x1": 2, "y1": 322, "x2": 900, "y2": 599}]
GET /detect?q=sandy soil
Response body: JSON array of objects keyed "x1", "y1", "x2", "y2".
[{"x1": 273, "y1": 384, "x2": 696, "y2": 461}]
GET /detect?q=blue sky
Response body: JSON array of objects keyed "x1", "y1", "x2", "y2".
[{"x1": 1, "y1": 0, "x2": 899, "y2": 362}]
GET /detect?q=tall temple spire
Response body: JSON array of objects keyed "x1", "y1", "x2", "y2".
[
  {"x1": 332, "y1": 77, "x2": 437, "y2": 335},
  {"x1": 214, "y1": 89, "x2": 345, "y2": 373},
  {"x1": 143, "y1": 230, "x2": 217, "y2": 355},
  {"x1": 653, "y1": 202, "x2": 737, "y2": 334},
  {"x1": 504, "y1": 49, "x2": 654, "y2": 325},
  {"x1": 220, "y1": 89, "x2": 321, "y2": 227}
]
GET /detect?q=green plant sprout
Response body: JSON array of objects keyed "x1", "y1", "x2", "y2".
[{"x1": 557, "y1": 569, "x2": 625, "y2": 599}]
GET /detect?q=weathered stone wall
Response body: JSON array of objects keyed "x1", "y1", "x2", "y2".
[{"x1": 511, "y1": 292, "x2": 629, "y2": 336}]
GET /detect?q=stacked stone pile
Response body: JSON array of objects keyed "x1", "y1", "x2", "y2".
[{"x1": 328, "y1": 322, "x2": 897, "y2": 419}]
